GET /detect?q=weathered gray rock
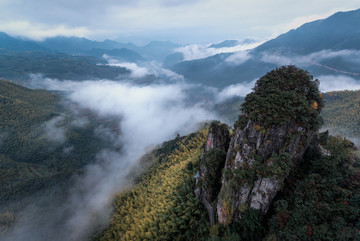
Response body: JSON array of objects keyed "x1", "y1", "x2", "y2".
[
  {"x1": 249, "y1": 177, "x2": 279, "y2": 213},
  {"x1": 197, "y1": 66, "x2": 324, "y2": 226},
  {"x1": 216, "y1": 118, "x2": 315, "y2": 224},
  {"x1": 319, "y1": 144, "x2": 331, "y2": 156},
  {"x1": 195, "y1": 121, "x2": 230, "y2": 226}
]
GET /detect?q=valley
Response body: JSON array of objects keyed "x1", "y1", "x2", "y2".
[{"x1": 0, "y1": 5, "x2": 360, "y2": 241}]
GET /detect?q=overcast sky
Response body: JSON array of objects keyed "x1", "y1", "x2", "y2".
[{"x1": 0, "y1": 0, "x2": 359, "y2": 44}]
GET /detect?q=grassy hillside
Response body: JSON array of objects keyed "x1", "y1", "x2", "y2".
[{"x1": 97, "y1": 128, "x2": 210, "y2": 241}]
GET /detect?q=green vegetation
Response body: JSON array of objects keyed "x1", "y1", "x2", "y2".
[
  {"x1": 98, "y1": 129, "x2": 360, "y2": 241},
  {"x1": 200, "y1": 149, "x2": 227, "y2": 192},
  {"x1": 267, "y1": 135, "x2": 360, "y2": 240},
  {"x1": 96, "y1": 66, "x2": 360, "y2": 241},
  {"x1": 0, "y1": 79, "x2": 116, "y2": 210},
  {"x1": 233, "y1": 114, "x2": 248, "y2": 129},
  {"x1": 241, "y1": 65, "x2": 323, "y2": 129},
  {"x1": 1, "y1": 62, "x2": 360, "y2": 240},
  {"x1": 208, "y1": 209, "x2": 263, "y2": 241},
  {"x1": 0, "y1": 79, "x2": 58, "y2": 131},
  {"x1": 213, "y1": 97, "x2": 244, "y2": 125},
  {"x1": 98, "y1": 128, "x2": 210, "y2": 241},
  {"x1": 219, "y1": 89, "x2": 360, "y2": 139},
  {"x1": 322, "y1": 90, "x2": 360, "y2": 136},
  {"x1": 0, "y1": 50, "x2": 129, "y2": 81},
  {"x1": 209, "y1": 134, "x2": 360, "y2": 241}
]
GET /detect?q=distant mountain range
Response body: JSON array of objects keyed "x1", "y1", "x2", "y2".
[
  {"x1": 0, "y1": 32, "x2": 182, "y2": 81},
  {"x1": 0, "y1": 32, "x2": 180, "y2": 62},
  {"x1": 254, "y1": 9, "x2": 360, "y2": 54},
  {"x1": 40, "y1": 37, "x2": 181, "y2": 61},
  {"x1": 0, "y1": 8, "x2": 359, "y2": 87},
  {"x1": 0, "y1": 49, "x2": 130, "y2": 82},
  {"x1": 0, "y1": 32, "x2": 49, "y2": 52},
  {"x1": 169, "y1": 8, "x2": 360, "y2": 88},
  {"x1": 209, "y1": 39, "x2": 257, "y2": 48}
]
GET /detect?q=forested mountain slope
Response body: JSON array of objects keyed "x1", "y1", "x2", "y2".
[
  {"x1": 0, "y1": 50, "x2": 129, "y2": 82},
  {"x1": 0, "y1": 32, "x2": 48, "y2": 52},
  {"x1": 0, "y1": 79, "x2": 119, "y2": 217},
  {"x1": 97, "y1": 128, "x2": 210, "y2": 240},
  {"x1": 254, "y1": 9, "x2": 360, "y2": 54},
  {"x1": 322, "y1": 90, "x2": 360, "y2": 137},
  {"x1": 97, "y1": 67, "x2": 360, "y2": 240}
]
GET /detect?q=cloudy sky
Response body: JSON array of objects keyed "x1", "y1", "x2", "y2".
[{"x1": 0, "y1": 0, "x2": 359, "y2": 44}]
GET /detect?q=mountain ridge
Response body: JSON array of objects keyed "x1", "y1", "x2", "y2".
[
  {"x1": 169, "y1": 8, "x2": 360, "y2": 88},
  {"x1": 254, "y1": 8, "x2": 360, "y2": 54}
]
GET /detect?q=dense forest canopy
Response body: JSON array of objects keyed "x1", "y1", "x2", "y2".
[
  {"x1": 0, "y1": 79, "x2": 123, "y2": 233},
  {"x1": 240, "y1": 65, "x2": 323, "y2": 129}
]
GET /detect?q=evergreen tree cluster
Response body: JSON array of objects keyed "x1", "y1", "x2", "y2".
[
  {"x1": 240, "y1": 65, "x2": 323, "y2": 130},
  {"x1": 268, "y1": 135, "x2": 360, "y2": 240}
]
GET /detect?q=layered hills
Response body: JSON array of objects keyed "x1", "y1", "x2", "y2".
[
  {"x1": 254, "y1": 9, "x2": 360, "y2": 54},
  {"x1": 169, "y1": 9, "x2": 360, "y2": 88},
  {"x1": 1, "y1": 7, "x2": 360, "y2": 240},
  {"x1": 0, "y1": 32, "x2": 179, "y2": 82},
  {"x1": 0, "y1": 50, "x2": 129, "y2": 82},
  {"x1": 1, "y1": 9, "x2": 359, "y2": 89}
]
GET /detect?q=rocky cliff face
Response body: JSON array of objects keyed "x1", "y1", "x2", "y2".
[
  {"x1": 216, "y1": 118, "x2": 315, "y2": 224},
  {"x1": 195, "y1": 66, "x2": 324, "y2": 226},
  {"x1": 195, "y1": 121, "x2": 230, "y2": 226}
]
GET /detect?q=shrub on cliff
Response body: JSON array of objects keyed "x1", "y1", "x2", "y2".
[{"x1": 239, "y1": 65, "x2": 323, "y2": 130}]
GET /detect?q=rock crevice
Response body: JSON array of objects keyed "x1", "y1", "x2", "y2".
[{"x1": 194, "y1": 121, "x2": 230, "y2": 226}]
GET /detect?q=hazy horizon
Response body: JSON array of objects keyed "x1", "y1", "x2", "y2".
[{"x1": 0, "y1": 1, "x2": 359, "y2": 44}]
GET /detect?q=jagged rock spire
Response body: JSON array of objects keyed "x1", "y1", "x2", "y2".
[{"x1": 216, "y1": 66, "x2": 323, "y2": 224}]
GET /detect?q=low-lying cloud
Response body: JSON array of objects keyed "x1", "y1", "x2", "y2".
[
  {"x1": 225, "y1": 51, "x2": 251, "y2": 65},
  {"x1": 42, "y1": 115, "x2": 67, "y2": 145},
  {"x1": 4, "y1": 79, "x2": 216, "y2": 241},
  {"x1": 66, "y1": 81, "x2": 212, "y2": 151},
  {"x1": 317, "y1": 75, "x2": 360, "y2": 92},
  {"x1": 109, "y1": 61, "x2": 149, "y2": 78},
  {"x1": 215, "y1": 80, "x2": 256, "y2": 102},
  {"x1": 105, "y1": 56, "x2": 184, "y2": 81},
  {"x1": 214, "y1": 74, "x2": 360, "y2": 101},
  {"x1": 261, "y1": 49, "x2": 360, "y2": 67},
  {"x1": 175, "y1": 40, "x2": 263, "y2": 61},
  {"x1": 214, "y1": 73, "x2": 360, "y2": 102},
  {"x1": 320, "y1": 126, "x2": 360, "y2": 148}
]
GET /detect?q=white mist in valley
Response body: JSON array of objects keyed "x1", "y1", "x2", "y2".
[
  {"x1": 175, "y1": 40, "x2": 263, "y2": 61},
  {"x1": 104, "y1": 55, "x2": 184, "y2": 81},
  {"x1": 4, "y1": 79, "x2": 217, "y2": 241},
  {"x1": 317, "y1": 75, "x2": 360, "y2": 92}
]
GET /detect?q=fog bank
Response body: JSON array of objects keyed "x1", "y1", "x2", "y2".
[{"x1": 4, "y1": 79, "x2": 216, "y2": 241}]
